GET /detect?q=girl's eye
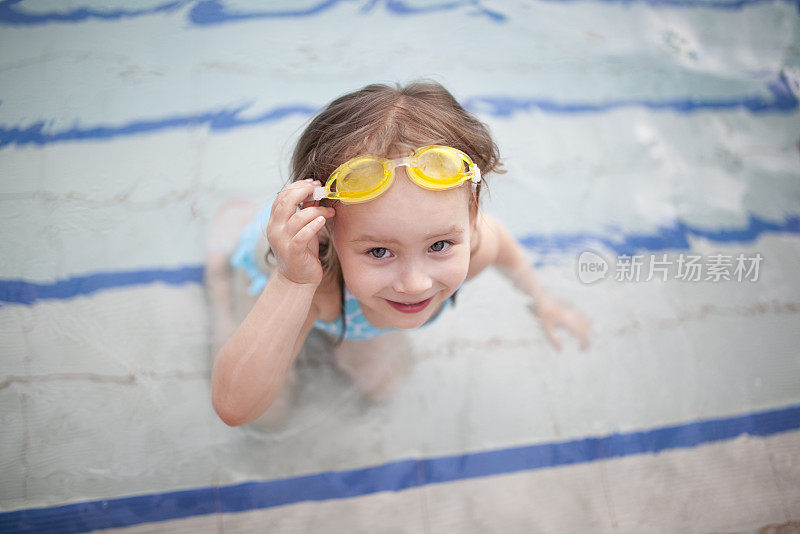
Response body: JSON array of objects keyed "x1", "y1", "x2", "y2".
[
  {"x1": 368, "y1": 247, "x2": 391, "y2": 259},
  {"x1": 430, "y1": 240, "x2": 452, "y2": 252}
]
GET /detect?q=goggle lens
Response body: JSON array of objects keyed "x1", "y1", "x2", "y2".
[
  {"x1": 416, "y1": 147, "x2": 465, "y2": 182},
  {"x1": 336, "y1": 158, "x2": 386, "y2": 194}
]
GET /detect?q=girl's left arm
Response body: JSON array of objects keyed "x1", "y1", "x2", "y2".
[{"x1": 471, "y1": 213, "x2": 591, "y2": 351}]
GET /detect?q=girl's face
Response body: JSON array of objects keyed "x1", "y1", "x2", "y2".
[{"x1": 331, "y1": 167, "x2": 476, "y2": 330}]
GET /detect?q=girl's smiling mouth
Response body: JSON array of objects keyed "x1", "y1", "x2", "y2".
[{"x1": 385, "y1": 297, "x2": 433, "y2": 313}]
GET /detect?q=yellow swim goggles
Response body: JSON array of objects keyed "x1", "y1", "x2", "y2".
[{"x1": 312, "y1": 145, "x2": 482, "y2": 204}]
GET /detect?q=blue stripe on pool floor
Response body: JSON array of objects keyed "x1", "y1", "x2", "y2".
[
  {"x1": 1, "y1": 214, "x2": 798, "y2": 305},
  {"x1": 0, "y1": 265, "x2": 203, "y2": 305},
  {"x1": 0, "y1": 0, "x2": 191, "y2": 25},
  {"x1": 1, "y1": 403, "x2": 798, "y2": 533},
  {"x1": 1, "y1": 71, "x2": 796, "y2": 149},
  {"x1": 520, "y1": 213, "x2": 800, "y2": 256},
  {"x1": 1, "y1": 0, "x2": 796, "y2": 27}
]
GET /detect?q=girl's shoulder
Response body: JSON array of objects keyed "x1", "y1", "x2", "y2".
[{"x1": 313, "y1": 272, "x2": 343, "y2": 322}]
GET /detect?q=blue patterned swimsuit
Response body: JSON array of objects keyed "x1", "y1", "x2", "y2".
[{"x1": 229, "y1": 205, "x2": 453, "y2": 340}]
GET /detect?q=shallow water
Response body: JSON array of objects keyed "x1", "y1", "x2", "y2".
[{"x1": 1, "y1": 1, "x2": 799, "y2": 532}]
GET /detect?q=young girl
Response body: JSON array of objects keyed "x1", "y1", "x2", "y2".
[{"x1": 209, "y1": 81, "x2": 591, "y2": 427}]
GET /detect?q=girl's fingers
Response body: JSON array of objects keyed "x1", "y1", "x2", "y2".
[
  {"x1": 270, "y1": 180, "x2": 320, "y2": 220},
  {"x1": 285, "y1": 205, "x2": 335, "y2": 237},
  {"x1": 579, "y1": 332, "x2": 590, "y2": 351},
  {"x1": 571, "y1": 314, "x2": 591, "y2": 350},
  {"x1": 290, "y1": 214, "x2": 327, "y2": 249},
  {"x1": 547, "y1": 306, "x2": 592, "y2": 351},
  {"x1": 542, "y1": 321, "x2": 562, "y2": 351},
  {"x1": 569, "y1": 319, "x2": 590, "y2": 350},
  {"x1": 299, "y1": 195, "x2": 318, "y2": 210}
]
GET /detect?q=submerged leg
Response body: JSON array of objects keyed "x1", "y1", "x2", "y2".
[
  {"x1": 249, "y1": 367, "x2": 297, "y2": 425},
  {"x1": 332, "y1": 331, "x2": 414, "y2": 402},
  {"x1": 204, "y1": 198, "x2": 260, "y2": 356}
]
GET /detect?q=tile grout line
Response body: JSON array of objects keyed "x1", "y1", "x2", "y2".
[
  {"x1": 20, "y1": 306, "x2": 35, "y2": 502},
  {"x1": 20, "y1": 392, "x2": 29, "y2": 501},
  {"x1": 765, "y1": 441, "x2": 792, "y2": 523},
  {"x1": 418, "y1": 461, "x2": 432, "y2": 534},
  {"x1": 598, "y1": 451, "x2": 619, "y2": 530},
  {"x1": 0, "y1": 370, "x2": 208, "y2": 391},
  {"x1": 21, "y1": 149, "x2": 41, "y2": 501}
]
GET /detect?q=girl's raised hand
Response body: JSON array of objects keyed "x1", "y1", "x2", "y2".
[
  {"x1": 531, "y1": 297, "x2": 592, "y2": 351},
  {"x1": 266, "y1": 179, "x2": 336, "y2": 286}
]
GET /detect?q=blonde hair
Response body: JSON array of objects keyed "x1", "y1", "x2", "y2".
[{"x1": 269, "y1": 80, "x2": 503, "y2": 342}]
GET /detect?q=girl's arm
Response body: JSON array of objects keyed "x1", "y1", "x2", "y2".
[
  {"x1": 472, "y1": 212, "x2": 591, "y2": 350},
  {"x1": 211, "y1": 179, "x2": 335, "y2": 426},
  {"x1": 211, "y1": 273, "x2": 320, "y2": 426}
]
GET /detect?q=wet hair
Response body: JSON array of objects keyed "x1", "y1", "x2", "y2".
[{"x1": 268, "y1": 80, "x2": 503, "y2": 344}]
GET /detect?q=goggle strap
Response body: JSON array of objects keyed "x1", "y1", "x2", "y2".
[{"x1": 471, "y1": 167, "x2": 482, "y2": 184}]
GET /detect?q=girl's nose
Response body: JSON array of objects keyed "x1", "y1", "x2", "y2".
[{"x1": 393, "y1": 260, "x2": 433, "y2": 296}]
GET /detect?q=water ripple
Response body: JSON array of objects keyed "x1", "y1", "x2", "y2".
[
  {"x1": 1, "y1": 72, "x2": 795, "y2": 150},
  {"x1": 1, "y1": 213, "x2": 797, "y2": 304}
]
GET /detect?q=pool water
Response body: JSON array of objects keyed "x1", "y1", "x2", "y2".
[{"x1": 1, "y1": 1, "x2": 799, "y2": 532}]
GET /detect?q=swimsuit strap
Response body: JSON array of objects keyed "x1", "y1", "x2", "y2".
[
  {"x1": 313, "y1": 285, "x2": 458, "y2": 341},
  {"x1": 313, "y1": 287, "x2": 395, "y2": 340},
  {"x1": 229, "y1": 205, "x2": 272, "y2": 295}
]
